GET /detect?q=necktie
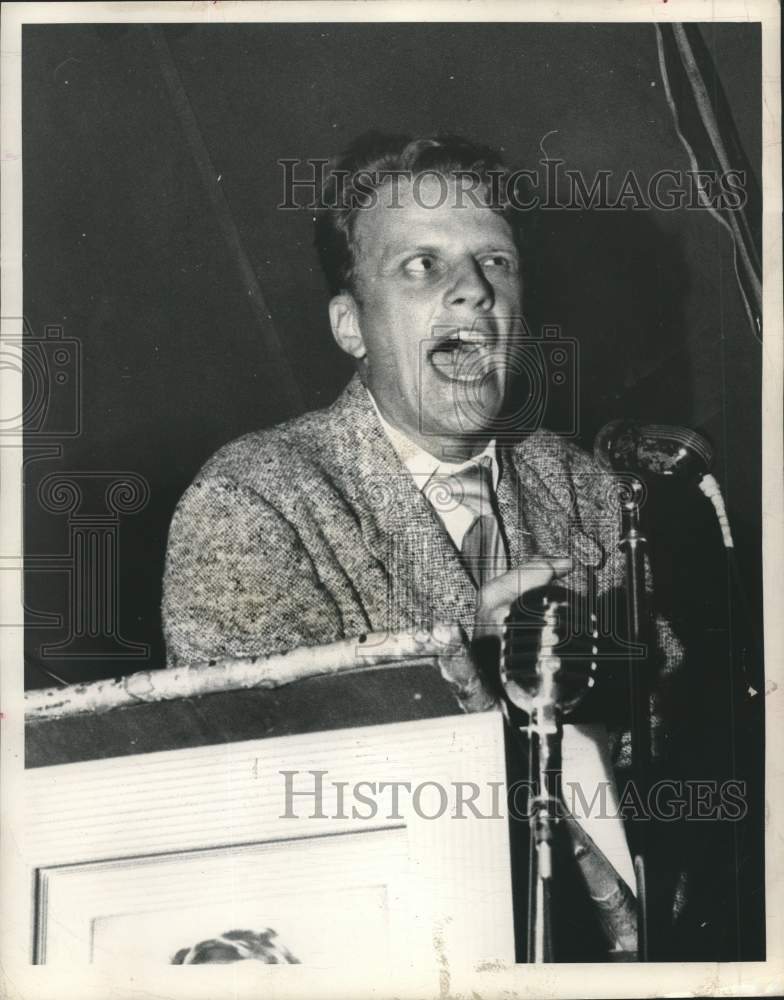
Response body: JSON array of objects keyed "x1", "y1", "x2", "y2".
[{"x1": 450, "y1": 458, "x2": 509, "y2": 588}]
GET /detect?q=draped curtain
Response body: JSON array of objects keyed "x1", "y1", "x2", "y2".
[{"x1": 655, "y1": 23, "x2": 763, "y2": 337}]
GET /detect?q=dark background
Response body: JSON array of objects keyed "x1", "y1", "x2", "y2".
[
  {"x1": 22, "y1": 21, "x2": 762, "y2": 681},
  {"x1": 21, "y1": 21, "x2": 764, "y2": 961}
]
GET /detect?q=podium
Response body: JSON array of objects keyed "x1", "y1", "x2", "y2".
[
  {"x1": 26, "y1": 654, "x2": 462, "y2": 769},
  {"x1": 21, "y1": 636, "x2": 516, "y2": 984}
]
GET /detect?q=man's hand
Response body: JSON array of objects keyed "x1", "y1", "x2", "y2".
[
  {"x1": 435, "y1": 557, "x2": 573, "y2": 712},
  {"x1": 474, "y1": 557, "x2": 573, "y2": 633}
]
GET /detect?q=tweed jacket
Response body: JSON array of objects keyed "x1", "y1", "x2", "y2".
[{"x1": 162, "y1": 374, "x2": 677, "y2": 681}]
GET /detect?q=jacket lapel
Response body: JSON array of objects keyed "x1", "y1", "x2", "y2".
[
  {"x1": 508, "y1": 433, "x2": 574, "y2": 559},
  {"x1": 507, "y1": 431, "x2": 610, "y2": 588},
  {"x1": 325, "y1": 376, "x2": 477, "y2": 637},
  {"x1": 496, "y1": 448, "x2": 538, "y2": 567}
]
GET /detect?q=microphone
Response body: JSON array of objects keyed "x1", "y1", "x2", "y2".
[
  {"x1": 499, "y1": 584, "x2": 599, "y2": 717},
  {"x1": 593, "y1": 419, "x2": 713, "y2": 480},
  {"x1": 593, "y1": 419, "x2": 734, "y2": 549}
]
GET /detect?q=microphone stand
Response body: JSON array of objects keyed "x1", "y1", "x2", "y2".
[
  {"x1": 496, "y1": 589, "x2": 599, "y2": 963},
  {"x1": 618, "y1": 479, "x2": 650, "y2": 961},
  {"x1": 522, "y1": 655, "x2": 561, "y2": 963}
]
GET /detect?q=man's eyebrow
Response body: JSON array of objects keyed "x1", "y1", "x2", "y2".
[{"x1": 474, "y1": 242, "x2": 520, "y2": 256}]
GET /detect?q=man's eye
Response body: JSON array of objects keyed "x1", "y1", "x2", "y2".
[
  {"x1": 482, "y1": 254, "x2": 517, "y2": 272},
  {"x1": 404, "y1": 255, "x2": 438, "y2": 274}
]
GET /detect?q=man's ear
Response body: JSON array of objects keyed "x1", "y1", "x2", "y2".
[{"x1": 329, "y1": 293, "x2": 367, "y2": 360}]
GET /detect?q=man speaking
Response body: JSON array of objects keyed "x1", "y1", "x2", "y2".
[
  {"x1": 162, "y1": 132, "x2": 677, "y2": 688},
  {"x1": 161, "y1": 133, "x2": 683, "y2": 959}
]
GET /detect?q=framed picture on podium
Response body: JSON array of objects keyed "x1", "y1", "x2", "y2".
[{"x1": 23, "y1": 711, "x2": 514, "y2": 983}]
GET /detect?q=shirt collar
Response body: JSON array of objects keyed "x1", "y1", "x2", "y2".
[{"x1": 366, "y1": 388, "x2": 501, "y2": 492}]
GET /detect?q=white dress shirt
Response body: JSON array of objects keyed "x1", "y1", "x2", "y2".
[{"x1": 369, "y1": 396, "x2": 501, "y2": 551}]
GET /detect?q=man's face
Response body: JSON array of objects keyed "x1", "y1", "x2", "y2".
[{"x1": 332, "y1": 176, "x2": 523, "y2": 457}]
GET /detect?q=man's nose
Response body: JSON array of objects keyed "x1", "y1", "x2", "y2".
[{"x1": 445, "y1": 257, "x2": 494, "y2": 311}]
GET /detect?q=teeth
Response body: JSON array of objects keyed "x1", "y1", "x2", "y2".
[
  {"x1": 448, "y1": 369, "x2": 487, "y2": 383},
  {"x1": 430, "y1": 331, "x2": 494, "y2": 385},
  {"x1": 445, "y1": 330, "x2": 489, "y2": 345}
]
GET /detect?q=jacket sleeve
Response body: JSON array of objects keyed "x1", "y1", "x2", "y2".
[{"x1": 161, "y1": 474, "x2": 345, "y2": 668}]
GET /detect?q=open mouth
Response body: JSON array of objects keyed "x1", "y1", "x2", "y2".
[{"x1": 428, "y1": 329, "x2": 498, "y2": 385}]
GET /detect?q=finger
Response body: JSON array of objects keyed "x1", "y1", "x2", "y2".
[
  {"x1": 431, "y1": 620, "x2": 496, "y2": 711},
  {"x1": 476, "y1": 557, "x2": 573, "y2": 629},
  {"x1": 436, "y1": 647, "x2": 497, "y2": 713},
  {"x1": 431, "y1": 621, "x2": 465, "y2": 651}
]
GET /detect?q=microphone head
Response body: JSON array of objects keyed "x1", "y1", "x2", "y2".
[
  {"x1": 594, "y1": 419, "x2": 713, "y2": 480},
  {"x1": 500, "y1": 585, "x2": 597, "y2": 717}
]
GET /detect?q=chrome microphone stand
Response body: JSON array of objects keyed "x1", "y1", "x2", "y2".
[
  {"x1": 617, "y1": 479, "x2": 651, "y2": 961},
  {"x1": 522, "y1": 634, "x2": 560, "y2": 963},
  {"x1": 497, "y1": 588, "x2": 598, "y2": 963}
]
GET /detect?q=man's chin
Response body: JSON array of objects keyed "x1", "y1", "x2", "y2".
[
  {"x1": 420, "y1": 406, "x2": 504, "y2": 450},
  {"x1": 422, "y1": 379, "x2": 505, "y2": 438}
]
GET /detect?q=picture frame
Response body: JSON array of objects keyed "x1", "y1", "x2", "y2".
[{"x1": 22, "y1": 710, "x2": 514, "y2": 988}]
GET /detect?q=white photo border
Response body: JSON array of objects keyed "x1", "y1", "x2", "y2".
[{"x1": 2, "y1": 2, "x2": 781, "y2": 998}]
